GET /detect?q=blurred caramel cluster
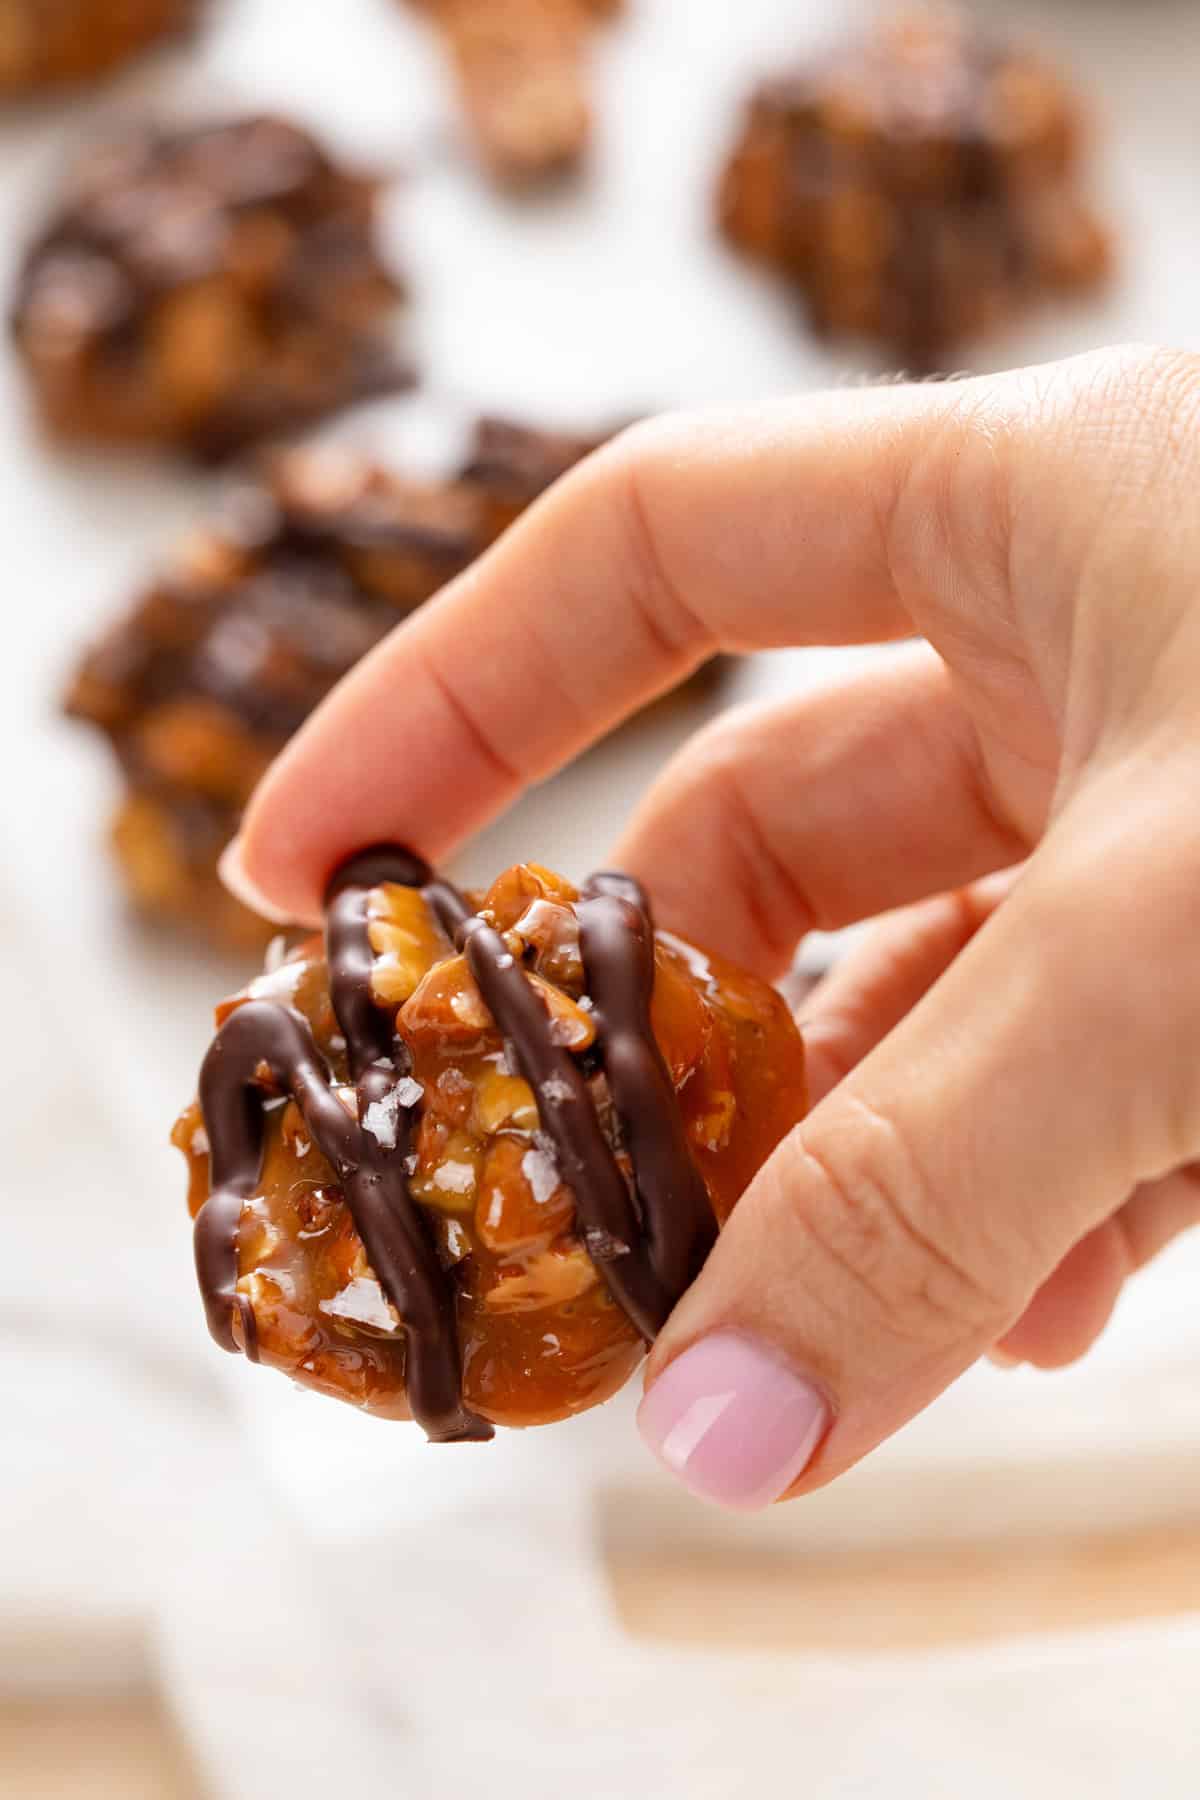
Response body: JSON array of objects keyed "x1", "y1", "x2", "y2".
[
  {"x1": 720, "y1": 6, "x2": 1112, "y2": 366},
  {"x1": 407, "y1": 0, "x2": 622, "y2": 184},
  {"x1": 64, "y1": 422, "x2": 606, "y2": 945},
  {"x1": 12, "y1": 116, "x2": 404, "y2": 457},
  {"x1": 0, "y1": 0, "x2": 195, "y2": 90}
]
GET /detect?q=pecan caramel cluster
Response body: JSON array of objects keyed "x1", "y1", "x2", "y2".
[
  {"x1": 12, "y1": 116, "x2": 404, "y2": 456},
  {"x1": 63, "y1": 422, "x2": 606, "y2": 946},
  {"x1": 175, "y1": 859, "x2": 807, "y2": 1432},
  {"x1": 719, "y1": 6, "x2": 1111, "y2": 368}
]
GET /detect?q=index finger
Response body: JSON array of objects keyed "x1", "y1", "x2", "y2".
[{"x1": 229, "y1": 376, "x2": 1009, "y2": 922}]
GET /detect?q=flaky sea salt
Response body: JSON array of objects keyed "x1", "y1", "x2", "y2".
[
  {"x1": 522, "y1": 1145, "x2": 560, "y2": 1206},
  {"x1": 363, "y1": 1092, "x2": 401, "y2": 1149},
  {"x1": 442, "y1": 1219, "x2": 470, "y2": 1263},
  {"x1": 432, "y1": 1160, "x2": 476, "y2": 1196},
  {"x1": 319, "y1": 1277, "x2": 400, "y2": 1333},
  {"x1": 248, "y1": 958, "x2": 304, "y2": 1003},
  {"x1": 362, "y1": 1078, "x2": 423, "y2": 1148}
]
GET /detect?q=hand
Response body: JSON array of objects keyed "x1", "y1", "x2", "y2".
[{"x1": 225, "y1": 346, "x2": 1200, "y2": 1510}]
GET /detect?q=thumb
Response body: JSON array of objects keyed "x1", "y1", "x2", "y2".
[{"x1": 636, "y1": 782, "x2": 1200, "y2": 1510}]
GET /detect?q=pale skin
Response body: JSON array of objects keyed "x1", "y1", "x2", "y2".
[{"x1": 224, "y1": 344, "x2": 1200, "y2": 1509}]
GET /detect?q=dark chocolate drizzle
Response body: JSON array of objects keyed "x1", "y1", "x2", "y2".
[
  {"x1": 193, "y1": 845, "x2": 716, "y2": 1437},
  {"x1": 326, "y1": 845, "x2": 430, "y2": 1075},
  {"x1": 323, "y1": 848, "x2": 489, "y2": 1442},
  {"x1": 196, "y1": 999, "x2": 356, "y2": 1362},
  {"x1": 196, "y1": 846, "x2": 490, "y2": 1442},
  {"x1": 427, "y1": 884, "x2": 673, "y2": 1343},
  {"x1": 579, "y1": 875, "x2": 717, "y2": 1305}
]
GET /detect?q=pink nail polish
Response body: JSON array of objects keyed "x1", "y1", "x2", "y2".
[
  {"x1": 217, "y1": 838, "x2": 294, "y2": 924},
  {"x1": 637, "y1": 1332, "x2": 830, "y2": 1512}
]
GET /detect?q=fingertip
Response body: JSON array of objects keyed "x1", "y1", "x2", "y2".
[
  {"x1": 218, "y1": 833, "x2": 302, "y2": 926},
  {"x1": 224, "y1": 765, "x2": 332, "y2": 926},
  {"x1": 636, "y1": 1330, "x2": 832, "y2": 1512}
]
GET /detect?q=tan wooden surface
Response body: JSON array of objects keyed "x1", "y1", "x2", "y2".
[
  {"x1": 609, "y1": 1523, "x2": 1200, "y2": 1654},
  {"x1": 0, "y1": 1696, "x2": 201, "y2": 1799},
  {"x1": 7, "y1": 1527, "x2": 1200, "y2": 1794}
]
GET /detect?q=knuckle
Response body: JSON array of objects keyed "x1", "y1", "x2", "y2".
[
  {"x1": 1100, "y1": 345, "x2": 1200, "y2": 445},
  {"x1": 1039, "y1": 345, "x2": 1200, "y2": 515},
  {"x1": 1023, "y1": 823, "x2": 1200, "y2": 1178},
  {"x1": 784, "y1": 1097, "x2": 1014, "y2": 1347},
  {"x1": 690, "y1": 713, "x2": 816, "y2": 961},
  {"x1": 591, "y1": 419, "x2": 714, "y2": 669},
  {"x1": 683, "y1": 708, "x2": 782, "y2": 821},
  {"x1": 885, "y1": 380, "x2": 1020, "y2": 624},
  {"x1": 888, "y1": 348, "x2": 1200, "y2": 642}
]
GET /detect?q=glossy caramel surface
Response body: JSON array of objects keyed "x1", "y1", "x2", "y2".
[{"x1": 175, "y1": 863, "x2": 807, "y2": 1427}]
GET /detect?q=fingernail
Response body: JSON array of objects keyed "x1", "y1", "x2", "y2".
[
  {"x1": 985, "y1": 1347, "x2": 1023, "y2": 1370},
  {"x1": 637, "y1": 1332, "x2": 830, "y2": 1511},
  {"x1": 217, "y1": 837, "x2": 293, "y2": 924}
]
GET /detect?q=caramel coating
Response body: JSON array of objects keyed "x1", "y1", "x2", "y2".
[
  {"x1": 64, "y1": 424, "x2": 607, "y2": 946},
  {"x1": 0, "y1": 0, "x2": 194, "y2": 91},
  {"x1": 11, "y1": 116, "x2": 404, "y2": 456},
  {"x1": 719, "y1": 6, "x2": 1111, "y2": 367},
  {"x1": 174, "y1": 863, "x2": 807, "y2": 1428}
]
